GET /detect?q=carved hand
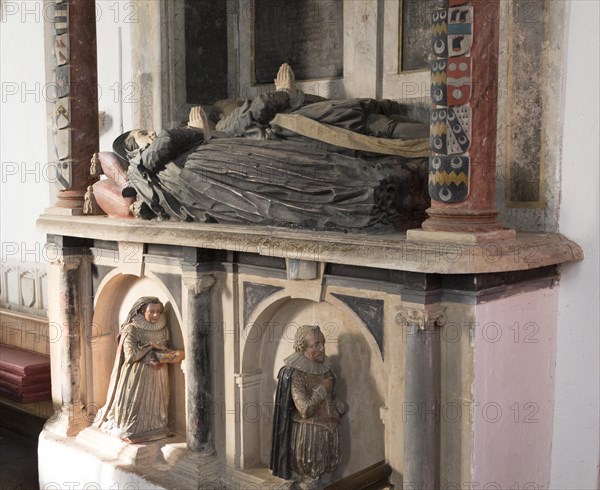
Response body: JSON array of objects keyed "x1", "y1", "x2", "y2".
[
  {"x1": 274, "y1": 63, "x2": 297, "y2": 99},
  {"x1": 156, "y1": 349, "x2": 185, "y2": 363},
  {"x1": 321, "y1": 375, "x2": 334, "y2": 394},
  {"x1": 150, "y1": 341, "x2": 167, "y2": 351},
  {"x1": 188, "y1": 106, "x2": 205, "y2": 130}
]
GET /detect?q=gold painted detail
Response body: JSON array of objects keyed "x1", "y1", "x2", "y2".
[
  {"x1": 430, "y1": 122, "x2": 447, "y2": 135},
  {"x1": 428, "y1": 171, "x2": 468, "y2": 186},
  {"x1": 431, "y1": 24, "x2": 448, "y2": 35}
]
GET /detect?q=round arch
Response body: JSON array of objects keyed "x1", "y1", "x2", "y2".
[
  {"x1": 237, "y1": 294, "x2": 387, "y2": 477},
  {"x1": 87, "y1": 271, "x2": 186, "y2": 436}
]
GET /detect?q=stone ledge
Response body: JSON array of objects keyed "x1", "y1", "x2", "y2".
[{"x1": 36, "y1": 214, "x2": 584, "y2": 275}]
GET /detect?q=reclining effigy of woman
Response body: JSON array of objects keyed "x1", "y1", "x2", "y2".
[{"x1": 92, "y1": 64, "x2": 431, "y2": 232}]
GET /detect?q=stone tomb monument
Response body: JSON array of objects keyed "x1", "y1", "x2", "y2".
[{"x1": 36, "y1": 1, "x2": 583, "y2": 489}]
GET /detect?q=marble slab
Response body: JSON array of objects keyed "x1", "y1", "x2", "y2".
[{"x1": 36, "y1": 214, "x2": 583, "y2": 275}]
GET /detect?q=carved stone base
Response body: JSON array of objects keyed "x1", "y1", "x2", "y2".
[
  {"x1": 224, "y1": 466, "x2": 292, "y2": 490},
  {"x1": 76, "y1": 427, "x2": 183, "y2": 468},
  {"x1": 44, "y1": 205, "x2": 85, "y2": 216},
  {"x1": 43, "y1": 402, "x2": 90, "y2": 437},
  {"x1": 420, "y1": 207, "x2": 512, "y2": 234},
  {"x1": 166, "y1": 451, "x2": 223, "y2": 489},
  {"x1": 43, "y1": 425, "x2": 288, "y2": 489}
]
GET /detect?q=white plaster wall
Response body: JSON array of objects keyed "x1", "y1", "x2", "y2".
[
  {"x1": 550, "y1": 1, "x2": 600, "y2": 489},
  {"x1": 0, "y1": 1, "x2": 133, "y2": 260},
  {"x1": 0, "y1": 2, "x2": 49, "y2": 260},
  {"x1": 95, "y1": 0, "x2": 134, "y2": 151}
]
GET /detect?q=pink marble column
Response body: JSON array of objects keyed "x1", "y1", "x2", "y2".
[
  {"x1": 52, "y1": 0, "x2": 99, "y2": 211},
  {"x1": 422, "y1": 0, "x2": 509, "y2": 234}
]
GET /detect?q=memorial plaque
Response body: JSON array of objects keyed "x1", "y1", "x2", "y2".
[
  {"x1": 400, "y1": 0, "x2": 438, "y2": 72},
  {"x1": 185, "y1": 0, "x2": 228, "y2": 104},
  {"x1": 253, "y1": 0, "x2": 343, "y2": 84}
]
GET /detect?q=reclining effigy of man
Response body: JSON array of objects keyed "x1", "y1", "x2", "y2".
[{"x1": 92, "y1": 63, "x2": 431, "y2": 232}]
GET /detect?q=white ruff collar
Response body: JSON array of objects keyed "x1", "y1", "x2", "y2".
[
  {"x1": 284, "y1": 351, "x2": 331, "y2": 375},
  {"x1": 131, "y1": 313, "x2": 167, "y2": 331}
]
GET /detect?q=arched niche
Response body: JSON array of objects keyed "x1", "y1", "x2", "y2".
[
  {"x1": 88, "y1": 272, "x2": 186, "y2": 436},
  {"x1": 239, "y1": 295, "x2": 386, "y2": 478}
]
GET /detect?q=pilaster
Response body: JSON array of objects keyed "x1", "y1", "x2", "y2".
[
  {"x1": 396, "y1": 303, "x2": 446, "y2": 490},
  {"x1": 182, "y1": 265, "x2": 217, "y2": 455},
  {"x1": 44, "y1": 243, "x2": 90, "y2": 437}
]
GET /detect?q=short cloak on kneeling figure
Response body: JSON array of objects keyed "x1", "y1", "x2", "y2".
[
  {"x1": 95, "y1": 297, "x2": 184, "y2": 443},
  {"x1": 108, "y1": 63, "x2": 431, "y2": 232},
  {"x1": 270, "y1": 325, "x2": 346, "y2": 490}
]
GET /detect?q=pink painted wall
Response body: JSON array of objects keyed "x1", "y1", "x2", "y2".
[{"x1": 473, "y1": 287, "x2": 559, "y2": 490}]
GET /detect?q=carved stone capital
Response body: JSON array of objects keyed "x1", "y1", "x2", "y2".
[
  {"x1": 182, "y1": 274, "x2": 216, "y2": 295},
  {"x1": 395, "y1": 304, "x2": 446, "y2": 331},
  {"x1": 47, "y1": 253, "x2": 82, "y2": 270}
]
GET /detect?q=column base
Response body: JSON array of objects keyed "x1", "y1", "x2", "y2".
[
  {"x1": 51, "y1": 189, "x2": 88, "y2": 214},
  {"x1": 166, "y1": 451, "x2": 223, "y2": 489},
  {"x1": 43, "y1": 402, "x2": 90, "y2": 437},
  {"x1": 419, "y1": 207, "x2": 515, "y2": 238}
]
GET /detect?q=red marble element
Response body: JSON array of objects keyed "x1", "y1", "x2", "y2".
[
  {"x1": 93, "y1": 179, "x2": 134, "y2": 218},
  {"x1": 97, "y1": 151, "x2": 128, "y2": 186},
  {"x1": 55, "y1": 0, "x2": 99, "y2": 209},
  {"x1": 423, "y1": 0, "x2": 506, "y2": 232}
]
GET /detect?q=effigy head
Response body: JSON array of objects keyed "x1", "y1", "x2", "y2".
[
  {"x1": 293, "y1": 324, "x2": 326, "y2": 363},
  {"x1": 127, "y1": 129, "x2": 156, "y2": 151},
  {"x1": 142, "y1": 302, "x2": 164, "y2": 324},
  {"x1": 123, "y1": 296, "x2": 164, "y2": 327},
  {"x1": 112, "y1": 129, "x2": 156, "y2": 164}
]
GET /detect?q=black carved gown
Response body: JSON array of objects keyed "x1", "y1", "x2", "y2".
[{"x1": 122, "y1": 93, "x2": 429, "y2": 230}]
